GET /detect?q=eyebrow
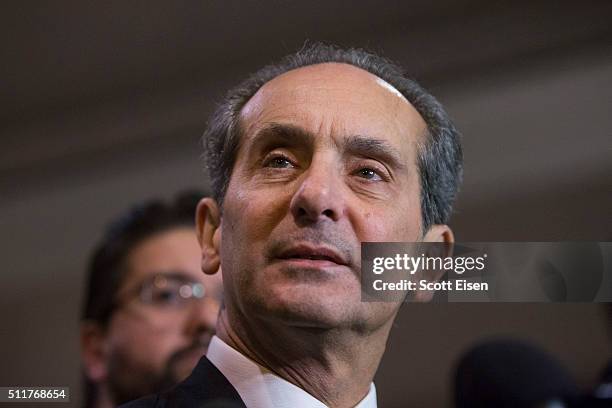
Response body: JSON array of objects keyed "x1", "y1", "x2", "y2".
[
  {"x1": 149, "y1": 271, "x2": 195, "y2": 283},
  {"x1": 343, "y1": 135, "x2": 406, "y2": 171},
  {"x1": 248, "y1": 122, "x2": 314, "y2": 153},
  {"x1": 132, "y1": 271, "x2": 195, "y2": 290},
  {"x1": 248, "y1": 122, "x2": 406, "y2": 170}
]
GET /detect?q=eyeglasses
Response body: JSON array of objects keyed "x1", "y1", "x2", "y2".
[
  {"x1": 116, "y1": 273, "x2": 208, "y2": 311},
  {"x1": 140, "y1": 274, "x2": 206, "y2": 307}
]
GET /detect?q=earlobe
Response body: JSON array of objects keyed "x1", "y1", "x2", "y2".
[{"x1": 196, "y1": 198, "x2": 222, "y2": 275}]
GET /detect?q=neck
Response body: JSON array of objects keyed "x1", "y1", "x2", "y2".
[{"x1": 217, "y1": 308, "x2": 392, "y2": 408}]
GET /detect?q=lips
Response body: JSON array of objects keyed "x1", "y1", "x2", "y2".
[{"x1": 276, "y1": 243, "x2": 349, "y2": 266}]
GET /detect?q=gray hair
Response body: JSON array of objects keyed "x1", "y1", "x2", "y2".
[{"x1": 202, "y1": 42, "x2": 462, "y2": 230}]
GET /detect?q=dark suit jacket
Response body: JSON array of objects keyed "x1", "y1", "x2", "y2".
[{"x1": 120, "y1": 356, "x2": 247, "y2": 408}]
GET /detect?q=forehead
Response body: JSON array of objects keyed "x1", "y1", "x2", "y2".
[
  {"x1": 239, "y1": 62, "x2": 427, "y2": 146},
  {"x1": 123, "y1": 227, "x2": 202, "y2": 285}
]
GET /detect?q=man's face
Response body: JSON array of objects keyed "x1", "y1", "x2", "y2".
[
  {"x1": 219, "y1": 63, "x2": 429, "y2": 330},
  {"x1": 101, "y1": 227, "x2": 222, "y2": 403}
]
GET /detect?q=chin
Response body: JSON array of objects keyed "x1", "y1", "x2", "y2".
[
  {"x1": 248, "y1": 280, "x2": 362, "y2": 329},
  {"x1": 169, "y1": 347, "x2": 207, "y2": 382},
  {"x1": 170, "y1": 360, "x2": 198, "y2": 384}
]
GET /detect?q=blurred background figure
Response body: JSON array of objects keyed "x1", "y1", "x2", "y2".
[
  {"x1": 453, "y1": 303, "x2": 612, "y2": 408},
  {"x1": 593, "y1": 303, "x2": 612, "y2": 401},
  {"x1": 454, "y1": 339, "x2": 580, "y2": 408},
  {"x1": 79, "y1": 191, "x2": 223, "y2": 407}
]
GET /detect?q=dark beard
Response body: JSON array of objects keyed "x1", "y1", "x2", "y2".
[
  {"x1": 107, "y1": 336, "x2": 211, "y2": 405},
  {"x1": 156, "y1": 338, "x2": 211, "y2": 391}
]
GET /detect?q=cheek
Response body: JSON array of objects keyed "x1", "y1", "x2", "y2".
[
  {"x1": 357, "y1": 202, "x2": 422, "y2": 242},
  {"x1": 357, "y1": 212, "x2": 388, "y2": 241},
  {"x1": 107, "y1": 316, "x2": 179, "y2": 367},
  {"x1": 223, "y1": 180, "x2": 290, "y2": 246}
]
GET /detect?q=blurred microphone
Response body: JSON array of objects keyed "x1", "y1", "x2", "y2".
[
  {"x1": 593, "y1": 360, "x2": 612, "y2": 401},
  {"x1": 454, "y1": 339, "x2": 580, "y2": 408}
]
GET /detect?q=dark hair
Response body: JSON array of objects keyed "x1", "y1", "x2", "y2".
[
  {"x1": 81, "y1": 190, "x2": 206, "y2": 407},
  {"x1": 81, "y1": 190, "x2": 205, "y2": 325},
  {"x1": 202, "y1": 42, "x2": 462, "y2": 231}
]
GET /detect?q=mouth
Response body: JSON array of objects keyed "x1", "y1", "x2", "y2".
[{"x1": 276, "y1": 243, "x2": 349, "y2": 268}]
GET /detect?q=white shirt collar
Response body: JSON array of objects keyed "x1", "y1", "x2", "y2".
[{"x1": 206, "y1": 335, "x2": 377, "y2": 408}]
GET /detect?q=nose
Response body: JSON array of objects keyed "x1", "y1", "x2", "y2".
[
  {"x1": 289, "y1": 157, "x2": 344, "y2": 224},
  {"x1": 183, "y1": 297, "x2": 219, "y2": 338}
]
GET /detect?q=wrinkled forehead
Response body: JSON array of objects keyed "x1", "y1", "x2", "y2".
[{"x1": 238, "y1": 63, "x2": 427, "y2": 146}]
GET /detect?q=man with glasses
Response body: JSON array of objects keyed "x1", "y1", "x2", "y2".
[{"x1": 80, "y1": 191, "x2": 223, "y2": 407}]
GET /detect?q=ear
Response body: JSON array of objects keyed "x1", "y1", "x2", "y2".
[
  {"x1": 80, "y1": 321, "x2": 109, "y2": 382},
  {"x1": 196, "y1": 197, "x2": 222, "y2": 275},
  {"x1": 422, "y1": 224, "x2": 454, "y2": 244},
  {"x1": 422, "y1": 223, "x2": 455, "y2": 261},
  {"x1": 413, "y1": 224, "x2": 455, "y2": 302}
]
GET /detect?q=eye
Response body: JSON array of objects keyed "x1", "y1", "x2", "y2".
[
  {"x1": 151, "y1": 288, "x2": 181, "y2": 306},
  {"x1": 354, "y1": 167, "x2": 384, "y2": 181},
  {"x1": 263, "y1": 154, "x2": 295, "y2": 169}
]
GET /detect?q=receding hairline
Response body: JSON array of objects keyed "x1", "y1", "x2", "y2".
[
  {"x1": 237, "y1": 61, "x2": 428, "y2": 145},
  {"x1": 243, "y1": 62, "x2": 414, "y2": 109}
]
